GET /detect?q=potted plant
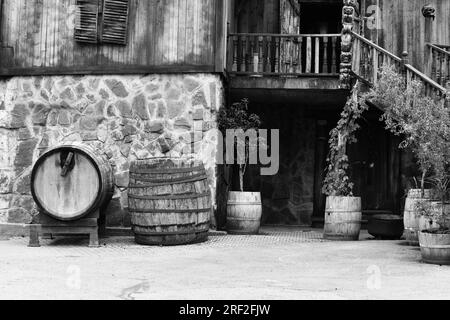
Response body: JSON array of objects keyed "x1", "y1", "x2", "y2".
[
  {"x1": 322, "y1": 83, "x2": 367, "y2": 241},
  {"x1": 415, "y1": 95, "x2": 450, "y2": 265},
  {"x1": 364, "y1": 66, "x2": 437, "y2": 245},
  {"x1": 218, "y1": 99, "x2": 263, "y2": 235}
]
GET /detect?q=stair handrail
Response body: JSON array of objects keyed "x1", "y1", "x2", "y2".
[
  {"x1": 404, "y1": 63, "x2": 447, "y2": 99},
  {"x1": 351, "y1": 31, "x2": 448, "y2": 100},
  {"x1": 427, "y1": 43, "x2": 450, "y2": 56}
]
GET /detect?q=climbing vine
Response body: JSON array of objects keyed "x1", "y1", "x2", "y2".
[{"x1": 322, "y1": 81, "x2": 368, "y2": 197}]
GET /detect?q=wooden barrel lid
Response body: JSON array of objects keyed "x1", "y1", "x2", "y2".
[{"x1": 32, "y1": 147, "x2": 102, "y2": 221}]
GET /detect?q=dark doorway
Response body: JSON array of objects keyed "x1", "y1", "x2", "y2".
[{"x1": 300, "y1": 2, "x2": 342, "y2": 34}]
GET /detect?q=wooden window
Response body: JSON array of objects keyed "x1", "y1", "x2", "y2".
[
  {"x1": 101, "y1": 0, "x2": 130, "y2": 45},
  {"x1": 75, "y1": 0, "x2": 130, "y2": 45},
  {"x1": 74, "y1": 0, "x2": 99, "y2": 44}
]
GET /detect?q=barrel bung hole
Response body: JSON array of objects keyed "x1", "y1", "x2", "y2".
[{"x1": 59, "y1": 150, "x2": 76, "y2": 176}]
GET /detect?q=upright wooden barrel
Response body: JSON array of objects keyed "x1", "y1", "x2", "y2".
[
  {"x1": 128, "y1": 158, "x2": 211, "y2": 246},
  {"x1": 31, "y1": 143, "x2": 114, "y2": 221},
  {"x1": 418, "y1": 201, "x2": 450, "y2": 232},
  {"x1": 404, "y1": 189, "x2": 435, "y2": 245},
  {"x1": 226, "y1": 192, "x2": 262, "y2": 235},
  {"x1": 324, "y1": 196, "x2": 362, "y2": 241}
]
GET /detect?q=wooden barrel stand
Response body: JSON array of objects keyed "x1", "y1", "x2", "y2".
[{"x1": 29, "y1": 143, "x2": 114, "y2": 247}]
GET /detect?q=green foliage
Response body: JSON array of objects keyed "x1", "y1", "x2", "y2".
[
  {"x1": 415, "y1": 200, "x2": 450, "y2": 231},
  {"x1": 365, "y1": 65, "x2": 450, "y2": 202},
  {"x1": 364, "y1": 65, "x2": 450, "y2": 191},
  {"x1": 217, "y1": 99, "x2": 262, "y2": 192},
  {"x1": 218, "y1": 98, "x2": 261, "y2": 133},
  {"x1": 322, "y1": 83, "x2": 368, "y2": 196},
  {"x1": 365, "y1": 65, "x2": 450, "y2": 225}
]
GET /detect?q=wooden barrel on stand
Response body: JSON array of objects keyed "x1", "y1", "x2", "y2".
[
  {"x1": 31, "y1": 143, "x2": 114, "y2": 221},
  {"x1": 128, "y1": 158, "x2": 211, "y2": 246}
]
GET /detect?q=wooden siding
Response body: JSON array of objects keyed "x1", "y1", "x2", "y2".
[
  {"x1": 361, "y1": 0, "x2": 450, "y2": 72},
  {"x1": 0, "y1": 0, "x2": 225, "y2": 75},
  {"x1": 233, "y1": 0, "x2": 280, "y2": 34}
]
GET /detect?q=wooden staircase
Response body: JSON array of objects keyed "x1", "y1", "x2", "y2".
[{"x1": 350, "y1": 31, "x2": 449, "y2": 102}]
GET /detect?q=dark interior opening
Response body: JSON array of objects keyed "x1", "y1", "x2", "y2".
[{"x1": 300, "y1": 3, "x2": 342, "y2": 34}]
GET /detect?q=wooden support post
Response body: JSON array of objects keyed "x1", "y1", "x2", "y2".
[
  {"x1": 266, "y1": 36, "x2": 272, "y2": 73},
  {"x1": 340, "y1": 0, "x2": 357, "y2": 88},
  {"x1": 275, "y1": 37, "x2": 281, "y2": 73},
  {"x1": 306, "y1": 36, "x2": 312, "y2": 73},
  {"x1": 315, "y1": 37, "x2": 320, "y2": 74},
  {"x1": 323, "y1": 37, "x2": 329, "y2": 73},
  {"x1": 258, "y1": 36, "x2": 264, "y2": 73},
  {"x1": 232, "y1": 36, "x2": 238, "y2": 72},
  {"x1": 402, "y1": 51, "x2": 409, "y2": 85},
  {"x1": 28, "y1": 224, "x2": 42, "y2": 247},
  {"x1": 424, "y1": 15, "x2": 434, "y2": 76},
  {"x1": 331, "y1": 37, "x2": 337, "y2": 73}
]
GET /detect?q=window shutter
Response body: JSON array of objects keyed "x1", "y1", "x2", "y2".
[
  {"x1": 101, "y1": 0, "x2": 130, "y2": 45},
  {"x1": 74, "y1": 0, "x2": 100, "y2": 43}
]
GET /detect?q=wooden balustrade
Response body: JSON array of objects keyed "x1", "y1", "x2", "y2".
[
  {"x1": 351, "y1": 32, "x2": 403, "y2": 85},
  {"x1": 426, "y1": 44, "x2": 450, "y2": 90},
  {"x1": 405, "y1": 64, "x2": 448, "y2": 100},
  {"x1": 351, "y1": 31, "x2": 447, "y2": 101},
  {"x1": 227, "y1": 33, "x2": 341, "y2": 76}
]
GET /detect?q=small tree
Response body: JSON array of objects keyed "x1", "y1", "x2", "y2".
[
  {"x1": 218, "y1": 99, "x2": 262, "y2": 192},
  {"x1": 417, "y1": 96, "x2": 450, "y2": 225},
  {"x1": 364, "y1": 65, "x2": 435, "y2": 195},
  {"x1": 366, "y1": 65, "x2": 450, "y2": 228},
  {"x1": 323, "y1": 82, "x2": 368, "y2": 196}
]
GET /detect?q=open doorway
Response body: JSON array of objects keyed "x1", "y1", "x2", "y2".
[{"x1": 300, "y1": 2, "x2": 342, "y2": 34}]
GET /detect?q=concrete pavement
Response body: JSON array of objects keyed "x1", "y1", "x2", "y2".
[{"x1": 1, "y1": 228, "x2": 450, "y2": 300}]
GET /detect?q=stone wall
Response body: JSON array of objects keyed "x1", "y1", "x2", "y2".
[{"x1": 0, "y1": 74, "x2": 223, "y2": 227}]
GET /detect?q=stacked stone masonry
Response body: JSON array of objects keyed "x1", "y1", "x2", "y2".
[{"x1": 0, "y1": 74, "x2": 224, "y2": 226}]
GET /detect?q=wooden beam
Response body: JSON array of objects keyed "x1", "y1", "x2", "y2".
[
  {"x1": 215, "y1": 0, "x2": 226, "y2": 73},
  {"x1": 0, "y1": 64, "x2": 216, "y2": 77}
]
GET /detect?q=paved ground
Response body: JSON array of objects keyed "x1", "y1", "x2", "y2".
[{"x1": 1, "y1": 227, "x2": 450, "y2": 300}]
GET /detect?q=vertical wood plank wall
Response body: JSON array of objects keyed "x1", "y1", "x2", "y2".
[
  {"x1": 362, "y1": 0, "x2": 450, "y2": 71},
  {"x1": 234, "y1": 0, "x2": 280, "y2": 34},
  {"x1": 0, "y1": 0, "x2": 222, "y2": 72}
]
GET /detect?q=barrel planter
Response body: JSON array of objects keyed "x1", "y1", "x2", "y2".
[
  {"x1": 31, "y1": 143, "x2": 114, "y2": 221},
  {"x1": 418, "y1": 201, "x2": 450, "y2": 232},
  {"x1": 324, "y1": 196, "x2": 362, "y2": 241},
  {"x1": 226, "y1": 192, "x2": 262, "y2": 235},
  {"x1": 128, "y1": 158, "x2": 211, "y2": 246},
  {"x1": 368, "y1": 214, "x2": 404, "y2": 240},
  {"x1": 404, "y1": 189, "x2": 435, "y2": 246},
  {"x1": 419, "y1": 231, "x2": 450, "y2": 265}
]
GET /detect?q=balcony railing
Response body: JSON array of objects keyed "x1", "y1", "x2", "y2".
[
  {"x1": 227, "y1": 33, "x2": 341, "y2": 77},
  {"x1": 352, "y1": 31, "x2": 447, "y2": 100},
  {"x1": 426, "y1": 44, "x2": 450, "y2": 89}
]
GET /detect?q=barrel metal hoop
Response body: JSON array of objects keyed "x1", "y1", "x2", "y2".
[
  {"x1": 128, "y1": 175, "x2": 208, "y2": 188},
  {"x1": 129, "y1": 173, "x2": 207, "y2": 184},
  {"x1": 130, "y1": 208, "x2": 211, "y2": 214},
  {"x1": 227, "y1": 202, "x2": 261, "y2": 205},
  {"x1": 420, "y1": 245, "x2": 450, "y2": 249},
  {"x1": 324, "y1": 221, "x2": 362, "y2": 225},
  {"x1": 133, "y1": 227, "x2": 210, "y2": 236},
  {"x1": 130, "y1": 165, "x2": 205, "y2": 175},
  {"x1": 227, "y1": 217, "x2": 261, "y2": 222},
  {"x1": 129, "y1": 192, "x2": 211, "y2": 201}
]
